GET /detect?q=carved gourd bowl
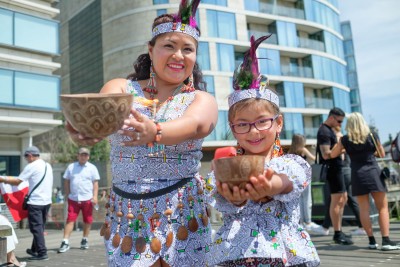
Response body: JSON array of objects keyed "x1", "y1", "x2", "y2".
[
  {"x1": 61, "y1": 93, "x2": 133, "y2": 139},
  {"x1": 213, "y1": 155, "x2": 266, "y2": 189}
]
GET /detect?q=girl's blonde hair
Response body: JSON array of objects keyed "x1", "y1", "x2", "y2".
[
  {"x1": 288, "y1": 134, "x2": 306, "y2": 155},
  {"x1": 345, "y1": 112, "x2": 370, "y2": 144}
]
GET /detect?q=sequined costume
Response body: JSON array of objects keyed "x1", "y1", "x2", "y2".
[
  {"x1": 103, "y1": 80, "x2": 212, "y2": 267},
  {"x1": 205, "y1": 154, "x2": 320, "y2": 266}
]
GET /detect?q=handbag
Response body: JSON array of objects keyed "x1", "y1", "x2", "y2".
[
  {"x1": 22, "y1": 163, "x2": 47, "y2": 210},
  {"x1": 370, "y1": 133, "x2": 390, "y2": 180},
  {"x1": 311, "y1": 153, "x2": 328, "y2": 182}
]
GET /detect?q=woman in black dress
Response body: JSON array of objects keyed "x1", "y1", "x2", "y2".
[{"x1": 331, "y1": 112, "x2": 399, "y2": 251}]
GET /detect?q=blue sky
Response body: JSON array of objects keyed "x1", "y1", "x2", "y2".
[{"x1": 339, "y1": 0, "x2": 400, "y2": 142}]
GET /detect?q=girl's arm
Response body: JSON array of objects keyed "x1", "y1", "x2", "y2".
[
  {"x1": 244, "y1": 168, "x2": 293, "y2": 202},
  {"x1": 303, "y1": 147, "x2": 316, "y2": 162}
]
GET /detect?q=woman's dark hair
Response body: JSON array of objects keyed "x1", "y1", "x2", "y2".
[{"x1": 127, "y1": 14, "x2": 206, "y2": 91}]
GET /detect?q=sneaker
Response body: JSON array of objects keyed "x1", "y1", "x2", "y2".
[
  {"x1": 80, "y1": 238, "x2": 89, "y2": 249},
  {"x1": 369, "y1": 243, "x2": 379, "y2": 249},
  {"x1": 29, "y1": 254, "x2": 49, "y2": 261},
  {"x1": 381, "y1": 240, "x2": 400, "y2": 251},
  {"x1": 26, "y1": 248, "x2": 38, "y2": 257},
  {"x1": 351, "y1": 228, "x2": 367, "y2": 236},
  {"x1": 333, "y1": 232, "x2": 354, "y2": 245},
  {"x1": 310, "y1": 225, "x2": 330, "y2": 236},
  {"x1": 58, "y1": 241, "x2": 70, "y2": 253}
]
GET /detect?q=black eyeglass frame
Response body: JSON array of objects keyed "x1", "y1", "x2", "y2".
[{"x1": 230, "y1": 114, "x2": 279, "y2": 134}]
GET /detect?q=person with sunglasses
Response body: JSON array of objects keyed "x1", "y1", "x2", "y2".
[{"x1": 315, "y1": 107, "x2": 353, "y2": 245}]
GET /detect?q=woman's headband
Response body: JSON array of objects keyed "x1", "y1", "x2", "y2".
[{"x1": 152, "y1": 0, "x2": 200, "y2": 41}]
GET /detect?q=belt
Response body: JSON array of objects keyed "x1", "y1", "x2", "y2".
[{"x1": 112, "y1": 178, "x2": 191, "y2": 200}]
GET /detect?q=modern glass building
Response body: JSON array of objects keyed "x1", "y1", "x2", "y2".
[
  {"x1": 0, "y1": 0, "x2": 61, "y2": 175},
  {"x1": 341, "y1": 21, "x2": 362, "y2": 113},
  {"x1": 58, "y1": 0, "x2": 354, "y2": 172}
]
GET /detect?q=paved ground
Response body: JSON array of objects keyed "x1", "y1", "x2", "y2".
[{"x1": 10, "y1": 222, "x2": 400, "y2": 267}]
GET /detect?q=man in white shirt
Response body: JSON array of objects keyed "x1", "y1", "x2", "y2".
[
  {"x1": 0, "y1": 145, "x2": 53, "y2": 261},
  {"x1": 58, "y1": 147, "x2": 100, "y2": 253}
]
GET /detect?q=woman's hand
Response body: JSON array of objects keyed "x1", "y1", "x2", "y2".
[
  {"x1": 216, "y1": 181, "x2": 247, "y2": 207},
  {"x1": 118, "y1": 108, "x2": 157, "y2": 146},
  {"x1": 65, "y1": 121, "x2": 103, "y2": 146}
]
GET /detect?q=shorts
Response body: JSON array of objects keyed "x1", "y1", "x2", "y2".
[
  {"x1": 326, "y1": 166, "x2": 346, "y2": 194},
  {"x1": 67, "y1": 198, "x2": 93, "y2": 224}
]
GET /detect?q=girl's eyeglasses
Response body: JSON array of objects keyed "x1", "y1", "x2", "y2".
[{"x1": 230, "y1": 114, "x2": 279, "y2": 134}]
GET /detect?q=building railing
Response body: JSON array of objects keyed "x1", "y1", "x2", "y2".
[
  {"x1": 298, "y1": 37, "x2": 325, "y2": 52},
  {"x1": 259, "y1": 2, "x2": 305, "y2": 20},
  {"x1": 305, "y1": 96, "x2": 334, "y2": 109},
  {"x1": 248, "y1": 30, "x2": 278, "y2": 44},
  {"x1": 281, "y1": 65, "x2": 313, "y2": 78}
]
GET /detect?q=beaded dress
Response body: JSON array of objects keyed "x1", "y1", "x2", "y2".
[
  {"x1": 205, "y1": 154, "x2": 320, "y2": 266},
  {"x1": 103, "y1": 80, "x2": 212, "y2": 267}
]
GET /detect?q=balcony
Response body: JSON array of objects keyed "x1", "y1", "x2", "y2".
[
  {"x1": 248, "y1": 30, "x2": 278, "y2": 45},
  {"x1": 304, "y1": 127, "x2": 320, "y2": 139},
  {"x1": 298, "y1": 37, "x2": 325, "y2": 52},
  {"x1": 305, "y1": 96, "x2": 334, "y2": 109},
  {"x1": 281, "y1": 65, "x2": 313, "y2": 78},
  {"x1": 259, "y1": 2, "x2": 305, "y2": 20}
]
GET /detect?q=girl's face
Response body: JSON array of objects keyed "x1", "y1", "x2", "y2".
[
  {"x1": 230, "y1": 104, "x2": 283, "y2": 158},
  {"x1": 149, "y1": 32, "x2": 197, "y2": 87}
]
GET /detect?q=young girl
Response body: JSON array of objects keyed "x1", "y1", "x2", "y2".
[{"x1": 205, "y1": 36, "x2": 320, "y2": 267}]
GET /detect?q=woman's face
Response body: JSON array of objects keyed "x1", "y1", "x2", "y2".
[
  {"x1": 230, "y1": 104, "x2": 282, "y2": 157},
  {"x1": 149, "y1": 32, "x2": 197, "y2": 87}
]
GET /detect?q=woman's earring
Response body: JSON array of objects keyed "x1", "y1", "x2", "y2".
[
  {"x1": 144, "y1": 61, "x2": 157, "y2": 99},
  {"x1": 182, "y1": 74, "x2": 195, "y2": 93},
  {"x1": 272, "y1": 133, "x2": 283, "y2": 158}
]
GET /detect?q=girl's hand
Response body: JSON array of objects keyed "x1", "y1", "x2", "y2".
[
  {"x1": 244, "y1": 168, "x2": 275, "y2": 202},
  {"x1": 216, "y1": 181, "x2": 247, "y2": 207},
  {"x1": 65, "y1": 121, "x2": 103, "y2": 146},
  {"x1": 118, "y1": 108, "x2": 157, "y2": 146}
]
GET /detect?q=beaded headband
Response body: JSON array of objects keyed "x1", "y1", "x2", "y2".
[
  {"x1": 228, "y1": 35, "x2": 280, "y2": 108},
  {"x1": 152, "y1": 0, "x2": 200, "y2": 41}
]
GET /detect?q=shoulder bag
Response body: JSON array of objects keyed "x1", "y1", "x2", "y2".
[
  {"x1": 22, "y1": 163, "x2": 47, "y2": 210},
  {"x1": 370, "y1": 133, "x2": 390, "y2": 180},
  {"x1": 311, "y1": 152, "x2": 328, "y2": 183}
]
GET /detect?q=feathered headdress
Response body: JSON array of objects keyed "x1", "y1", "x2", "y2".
[
  {"x1": 228, "y1": 34, "x2": 279, "y2": 108},
  {"x1": 152, "y1": 0, "x2": 200, "y2": 41}
]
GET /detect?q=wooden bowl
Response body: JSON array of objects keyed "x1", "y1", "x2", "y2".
[
  {"x1": 61, "y1": 93, "x2": 133, "y2": 139},
  {"x1": 213, "y1": 155, "x2": 265, "y2": 189}
]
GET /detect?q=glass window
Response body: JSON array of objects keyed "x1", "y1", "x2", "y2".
[
  {"x1": 309, "y1": 1, "x2": 340, "y2": 32},
  {"x1": 324, "y1": 31, "x2": 344, "y2": 59},
  {"x1": 153, "y1": 0, "x2": 168, "y2": 4},
  {"x1": 197, "y1": 42, "x2": 210, "y2": 70},
  {"x1": 202, "y1": 75, "x2": 215, "y2": 95},
  {"x1": 15, "y1": 72, "x2": 59, "y2": 109},
  {"x1": 259, "y1": 48, "x2": 281, "y2": 75},
  {"x1": 312, "y1": 55, "x2": 347, "y2": 85},
  {"x1": 215, "y1": 111, "x2": 233, "y2": 140},
  {"x1": 332, "y1": 87, "x2": 351, "y2": 113},
  {"x1": 283, "y1": 113, "x2": 304, "y2": 140},
  {"x1": 206, "y1": 10, "x2": 236, "y2": 40},
  {"x1": 284, "y1": 82, "x2": 305, "y2": 108},
  {"x1": 340, "y1": 22, "x2": 352, "y2": 39},
  {"x1": 0, "y1": 8, "x2": 13, "y2": 45},
  {"x1": 276, "y1": 21, "x2": 298, "y2": 47},
  {"x1": 244, "y1": 0, "x2": 259, "y2": 12},
  {"x1": 202, "y1": 0, "x2": 227, "y2": 6},
  {"x1": 347, "y1": 72, "x2": 358, "y2": 88},
  {"x1": 14, "y1": 13, "x2": 59, "y2": 54},
  {"x1": 217, "y1": 43, "x2": 235, "y2": 72},
  {"x1": 0, "y1": 69, "x2": 13, "y2": 104},
  {"x1": 346, "y1": 56, "x2": 356, "y2": 72},
  {"x1": 157, "y1": 9, "x2": 167, "y2": 16},
  {"x1": 343, "y1": 40, "x2": 354, "y2": 55}
]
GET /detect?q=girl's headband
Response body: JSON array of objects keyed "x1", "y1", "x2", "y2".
[{"x1": 228, "y1": 35, "x2": 279, "y2": 108}]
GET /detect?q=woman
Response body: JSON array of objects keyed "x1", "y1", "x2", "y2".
[
  {"x1": 0, "y1": 214, "x2": 27, "y2": 267},
  {"x1": 331, "y1": 112, "x2": 399, "y2": 251},
  {"x1": 288, "y1": 134, "x2": 323, "y2": 234},
  {"x1": 66, "y1": 1, "x2": 218, "y2": 266}
]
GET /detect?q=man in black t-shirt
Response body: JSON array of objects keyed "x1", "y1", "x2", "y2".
[{"x1": 316, "y1": 107, "x2": 353, "y2": 245}]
